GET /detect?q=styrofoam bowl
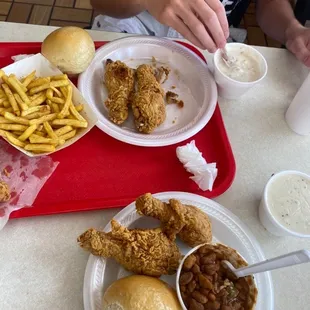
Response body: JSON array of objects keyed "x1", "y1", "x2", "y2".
[
  {"x1": 176, "y1": 242, "x2": 258, "y2": 310},
  {"x1": 259, "y1": 170, "x2": 310, "y2": 237},
  {"x1": 213, "y1": 43, "x2": 267, "y2": 99}
]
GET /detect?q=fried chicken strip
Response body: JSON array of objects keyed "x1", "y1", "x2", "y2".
[
  {"x1": 136, "y1": 193, "x2": 212, "y2": 247},
  {"x1": 104, "y1": 59, "x2": 135, "y2": 125},
  {"x1": 132, "y1": 64, "x2": 166, "y2": 133},
  {"x1": 77, "y1": 219, "x2": 181, "y2": 277}
]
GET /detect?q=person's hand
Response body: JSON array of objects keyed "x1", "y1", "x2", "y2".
[
  {"x1": 143, "y1": 0, "x2": 229, "y2": 52},
  {"x1": 286, "y1": 20, "x2": 310, "y2": 67}
]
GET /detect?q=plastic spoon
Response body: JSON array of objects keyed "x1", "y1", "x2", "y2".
[{"x1": 222, "y1": 249, "x2": 310, "y2": 278}]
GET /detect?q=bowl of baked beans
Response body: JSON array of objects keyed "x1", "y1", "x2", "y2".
[{"x1": 176, "y1": 243, "x2": 258, "y2": 310}]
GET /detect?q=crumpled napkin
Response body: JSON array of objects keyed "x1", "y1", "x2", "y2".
[
  {"x1": 0, "y1": 140, "x2": 59, "y2": 230},
  {"x1": 176, "y1": 140, "x2": 218, "y2": 191}
]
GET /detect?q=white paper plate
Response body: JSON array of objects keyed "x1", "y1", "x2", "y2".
[
  {"x1": 78, "y1": 36, "x2": 217, "y2": 146},
  {"x1": 83, "y1": 192, "x2": 274, "y2": 310}
]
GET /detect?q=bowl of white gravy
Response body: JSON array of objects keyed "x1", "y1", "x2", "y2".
[
  {"x1": 213, "y1": 43, "x2": 267, "y2": 99},
  {"x1": 259, "y1": 170, "x2": 310, "y2": 237}
]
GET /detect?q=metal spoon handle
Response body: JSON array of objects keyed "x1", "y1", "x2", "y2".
[{"x1": 235, "y1": 250, "x2": 310, "y2": 278}]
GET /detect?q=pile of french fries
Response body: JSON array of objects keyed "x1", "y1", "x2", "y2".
[{"x1": 0, "y1": 69, "x2": 88, "y2": 154}]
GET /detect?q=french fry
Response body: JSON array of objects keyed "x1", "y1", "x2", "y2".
[
  {"x1": 74, "y1": 104, "x2": 84, "y2": 112},
  {"x1": 0, "y1": 97, "x2": 7, "y2": 104},
  {"x1": 28, "y1": 77, "x2": 50, "y2": 89},
  {"x1": 29, "y1": 92, "x2": 44, "y2": 101},
  {"x1": 18, "y1": 124, "x2": 37, "y2": 142},
  {"x1": 59, "y1": 129, "x2": 76, "y2": 141},
  {"x1": 60, "y1": 86, "x2": 68, "y2": 97},
  {"x1": 9, "y1": 74, "x2": 27, "y2": 93},
  {"x1": 46, "y1": 88, "x2": 53, "y2": 99},
  {"x1": 14, "y1": 93, "x2": 28, "y2": 111},
  {"x1": 2, "y1": 75, "x2": 9, "y2": 84},
  {"x1": 22, "y1": 105, "x2": 50, "y2": 117},
  {"x1": 51, "y1": 87, "x2": 63, "y2": 97},
  {"x1": 4, "y1": 112, "x2": 29, "y2": 125},
  {"x1": 0, "y1": 128, "x2": 7, "y2": 138},
  {"x1": 67, "y1": 114, "x2": 75, "y2": 120},
  {"x1": 0, "y1": 69, "x2": 5, "y2": 79},
  {"x1": 69, "y1": 103, "x2": 86, "y2": 122},
  {"x1": 58, "y1": 85, "x2": 72, "y2": 119},
  {"x1": 2, "y1": 100, "x2": 10, "y2": 108},
  {"x1": 5, "y1": 131, "x2": 26, "y2": 148},
  {"x1": 43, "y1": 121, "x2": 58, "y2": 140},
  {"x1": 34, "y1": 131, "x2": 45, "y2": 137},
  {"x1": 50, "y1": 97, "x2": 65, "y2": 104},
  {"x1": 54, "y1": 125, "x2": 73, "y2": 136},
  {"x1": 52, "y1": 119, "x2": 88, "y2": 128},
  {"x1": 7, "y1": 76, "x2": 30, "y2": 105},
  {"x1": 29, "y1": 79, "x2": 70, "y2": 95},
  {"x1": 13, "y1": 131, "x2": 24, "y2": 136},
  {"x1": 51, "y1": 74, "x2": 68, "y2": 81},
  {"x1": 29, "y1": 113, "x2": 57, "y2": 125},
  {"x1": 22, "y1": 70, "x2": 36, "y2": 87},
  {"x1": 0, "y1": 116, "x2": 12, "y2": 124},
  {"x1": 2, "y1": 83, "x2": 20, "y2": 116},
  {"x1": 0, "y1": 124, "x2": 28, "y2": 131},
  {"x1": 52, "y1": 103, "x2": 60, "y2": 113},
  {"x1": 0, "y1": 107, "x2": 13, "y2": 116},
  {"x1": 24, "y1": 110, "x2": 51, "y2": 120},
  {"x1": 25, "y1": 144, "x2": 55, "y2": 153},
  {"x1": 29, "y1": 134, "x2": 59, "y2": 145},
  {"x1": 29, "y1": 94, "x2": 47, "y2": 107}
]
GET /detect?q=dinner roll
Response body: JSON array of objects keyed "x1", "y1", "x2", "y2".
[
  {"x1": 41, "y1": 26, "x2": 95, "y2": 75},
  {"x1": 102, "y1": 275, "x2": 182, "y2": 310}
]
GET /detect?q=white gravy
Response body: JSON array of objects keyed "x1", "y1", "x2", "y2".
[
  {"x1": 217, "y1": 46, "x2": 261, "y2": 82},
  {"x1": 267, "y1": 174, "x2": 310, "y2": 234}
]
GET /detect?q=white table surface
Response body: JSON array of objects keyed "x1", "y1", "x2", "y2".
[{"x1": 0, "y1": 22, "x2": 309, "y2": 310}]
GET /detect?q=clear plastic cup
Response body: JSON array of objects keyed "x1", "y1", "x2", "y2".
[{"x1": 213, "y1": 43, "x2": 268, "y2": 99}]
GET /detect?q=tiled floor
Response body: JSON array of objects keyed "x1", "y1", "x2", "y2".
[{"x1": 0, "y1": 0, "x2": 282, "y2": 48}]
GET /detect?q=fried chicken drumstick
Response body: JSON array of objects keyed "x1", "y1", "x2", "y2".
[
  {"x1": 77, "y1": 219, "x2": 181, "y2": 277},
  {"x1": 136, "y1": 193, "x2": 212, "y2": 247},
  {"x1": 132, "y1": 64, "x2": 166, "y2": 133},
  {"x1": 104, "y1": 59, "x2": 135, "y2": 124}
]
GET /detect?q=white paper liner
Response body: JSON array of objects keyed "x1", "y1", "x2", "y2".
[
  {"x1": 176, "y1": 140, "x2": 218, "y2": 191},
  {"x1": 0, "y1": 140, "x2": 59, "y2": 230}
]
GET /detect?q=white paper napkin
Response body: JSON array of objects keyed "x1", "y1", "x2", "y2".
[{"x1": 176, "y1": 140, "x2": 218, "y2": 191}]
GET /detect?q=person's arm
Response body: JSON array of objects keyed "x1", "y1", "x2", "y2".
[
  {"x1": 90, "y1": 0, "x2": 145, "y2": 18},
  {"x1": 257, "y1": 0, "x2": 310, "y2": 67},
  {"x1": 256, "y1": 0, "x2": 296, "y2": 44}
]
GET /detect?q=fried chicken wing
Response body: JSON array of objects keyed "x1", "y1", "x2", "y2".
[
  {"x1": 136, "y1": 193, "x2": 212, "y2": 247},
  {"x1": 132, "y1": 64, "x2": 166, "y2": 133},
  {"x1": 104, "y1": 59, "x2": 135, "y2": 124},
  {"x1": 77, "y1": 219, "x2": 181, "y2": 277}
]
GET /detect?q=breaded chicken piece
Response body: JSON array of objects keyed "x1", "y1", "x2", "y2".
[
  {"x1": 104, "y1": 59, "x2": 135, "y2": 124},
  {"x1": 132, "y1": 64, "x2": 166, "y2": 133},
  {"x1": 0, "y1": 181, "x2": 10, "y2": 202},
  {"x1": 136, "y1": 193, "x2": 212, "y2": 247},
  {"x1": 77, "y1": 219, "x2": 181, "y2": 277}
]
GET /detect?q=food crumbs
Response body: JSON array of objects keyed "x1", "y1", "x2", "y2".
[
  {"x1": 171, "y1": 85, "x2": 176, "y2": 89},
  {"x1": 2, "y1": 168, "x2": 9, "y2": 177}
]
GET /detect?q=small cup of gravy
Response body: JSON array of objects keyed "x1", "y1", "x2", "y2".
[
  {"x1": 213, "y1": 43, "x2": 267, "y2": 99},
  {"x1": 259, "y1": 170, "x2": 310, "y2": 237}
]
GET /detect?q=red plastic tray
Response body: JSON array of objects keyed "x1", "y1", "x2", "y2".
[{"x1": 0, "y1": 41, "x2": 236, "y2": 219}]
